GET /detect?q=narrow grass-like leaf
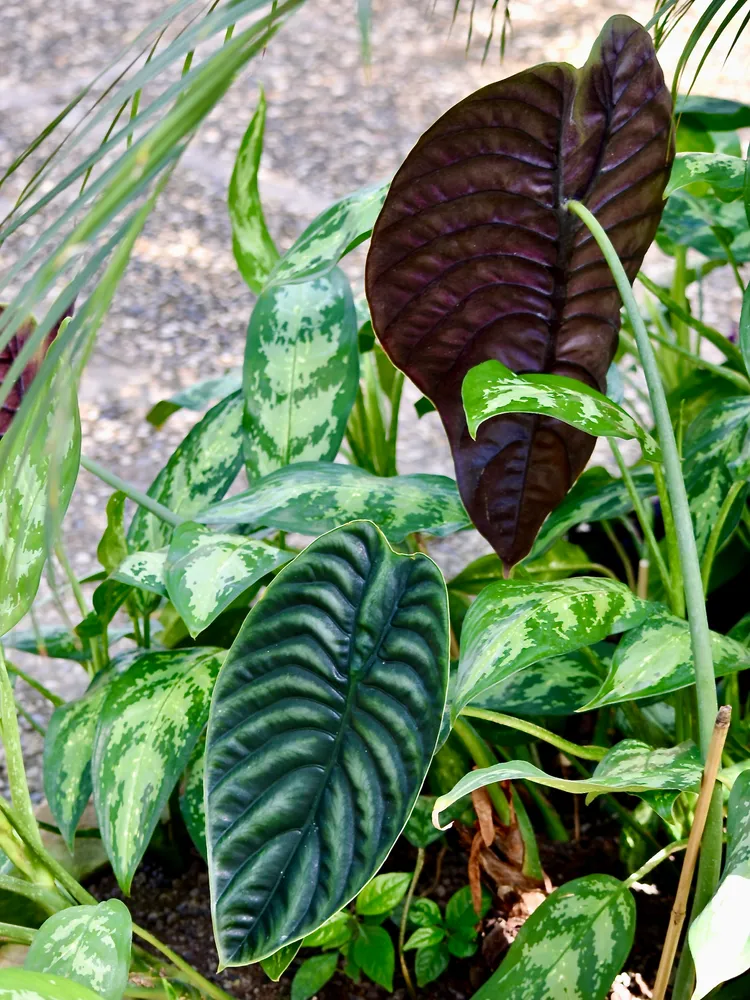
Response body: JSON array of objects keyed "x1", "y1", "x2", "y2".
[
  {"x1": 690, "y1": 770, "x2": 750, "y2": 999},
  {"x1": 581, "y1": 615, "x2": 750, "y2": 709},
  {"x1": 433, "y1": 741, "x2": 702, "y2": 826},
  {"x1": 268, "y1": 181, "x2": 389, "y2": 287},
  {"x1": 112, "y1": 550, "x2": 168, "y2": 597},
  {"x1": 454, "y1": 578, "x2": 653, "y2": 715},
  {"x1": 470, "y1": 874, "x2": 635, "y2": 1000},
  {"x1": 243, "y1": 269, "x2": 359, "y2": 478},
  {"x1": 165, "y1": 522, "x2": 292, "y2": 637},
  {"x1": 0, "y1": 970, "x2": 103, "y2": 1000},
  {"x1": 128, "y1": 390, "x2": 244, "y2": 553},
  {"x1": 196, "y1": 462, "x2": 470, "y2": 540},
  {"x1": 146, "y1": 370, "x2": 243, "y2": 429},
  {"x1": 93, "y1": 647, "x2": 224, "y2": 892},
  {"x1": 24, "y1": 900, "x2": 131, "y2": 1000},
  {"x1": 228, "y1": 87, "x2": 279, "y2": 293},
  {"x1": 463, "y1": 360, "x2": 660, "y2": 459},
  {"x1": 206, "y1": 521, "x2": 449, "y2": 966},
  {"x1": 666, "y1": 151, "x2": 746, "y2": 199}
]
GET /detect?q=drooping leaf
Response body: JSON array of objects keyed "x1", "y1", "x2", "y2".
[
  {"x1": 666, "y1": 151, "x2": 746, "y2": 200},
  {"x1": 690, "y1": 770, "x2": 750, "y2": 999},
  {"x1": 356, "y1": 873, "x2": 411, "y2": 916},
  {"x1": 463, "y1": 360, "x2": 660, "y2": 459},
  {"x1": 676, "y1": 95, "x2": 750, "y2": 132},
  {"x1": 530, "y1": 465, "x2": 656, "y2": 558},
  {"x1": 196, "y1": 462, "x2": 470, "y2": 541},
  {"x1": 179, "y1": 737, "x2": 207, "y2": 860},
  {"x1": 146, "y1": 370, "x2": 243, "y2": 429},
  {"x1": 268, "y1": 181, "x2": 389, "y2": 287},
  {"x1": 469, "y1": 874, "x2": 635, "y2": 1000},
  {"x1": 0, "y1": 970, "x2": 103, "y2": 1000},
  {"x1": 474, "y1": 649, "x2": 605, "y2": 716},
  {"x1": 243, "y1": 270, "x2": 359, "y2": 478},
  {"x1": 165, "y1": 522, "x2": 291, "y2": 637},
  {"x1": 92, "y1": 647, "x2": 224, "y2": 892},
  {"x1": 4, "y1": 625, "x2": 128, "y2": 663},
  {"x1": 228, "y1": 87, "x2": 279, "y2": 294},
  {"x1": 261, "y1": 942, "x2": 302, "y2": 982},
  {"x1": 112, "y1": 550, "x2": 168, "y2": 597},
  {"x1": 291, "y1": 954, "x2": 339, "y2": 1000},
  {"x1": 433, "y1": 741, "x2": 702, "y2": 826},
  {"x1": 97, "y1": 492, "x2": 129, "y2": 575},
  {"x1": 366, "y1": 16, "x2": 673, "y2": 569},
  {"x1": 454, "y1": 577, "x2": 653, "y2": 716},
  {"x1": 580, "y1": 615, "x2": 750, "y2": 710},
  {"x1": 24, "y1": 900, "x2": 132, "y2": 1000},
  {"x1": 205, "y1": 521, "x2": 449, "y2": 967},
  {"x1": 127, "y1": 390, "x2": 244, "y2": 553}
]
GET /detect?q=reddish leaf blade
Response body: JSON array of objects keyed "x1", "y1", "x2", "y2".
[{"x1": 366, "y1": 16, "x2": 673, "y2": 568}]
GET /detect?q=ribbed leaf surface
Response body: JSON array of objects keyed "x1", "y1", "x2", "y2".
[
  {"x1": 366, "y1": 15, "x2": 673, "y2": 567},
  {"x1": 206, "y1": 520, "x2": 449, "y2": 967}
]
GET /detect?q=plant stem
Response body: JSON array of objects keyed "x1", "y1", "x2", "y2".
[
  {"x1": 14, "y1": 698, "x2": 46, "y2": 736},
  {"x1": 652, "y1": 707, "x2": 731, "y2": 1000},
  {"x1": 55, "y1": 541, "x2": 88, "y2": 619},
  {"x1": 0, "y1": 872, "x2": 66, "y2": 914},
  {"x1": 452, "y1": 718, "x2": 511, "y2": 825},
  {"x1": 701, "y1": 480, "x2": 747, "y2": 594},
  {"x1": 398, "y1": 847, "x2": 425, "y2": 1000},
  {"x1": 509, "y1": 784, "x2": 544, "y2": 881},
  {"x1": 0, "y1": 921, "x2": 34, "y2": 944},
  {"x1": 601, "y1": 520, "x2": 637, "y2": 592},
  {"x1": 132, "y1": 924, "x2": 237, "y2": 1000},
  {"x1": 3, "y1": 660, "x2": 64, "y2": 706},
  {"x1": 461, "y1": 706, "x2": 607, "y2": 761},
  {"x1": 652, "y1": 462, "x2": 685, "y2": 617},
  {"x1": 81, "y1": 455, "x2": 185, "y2": 528},
  {"x1": 387, "y1": 369, "x2": 405, "y2": 476},
  {"x1": 646, "y1": 325, "x2": 750, "y2": 392},
  {"x1": 623, "y1": 839, "x2": 689, "y2": 890}
]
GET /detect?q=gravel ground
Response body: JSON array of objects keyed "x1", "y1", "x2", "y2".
[{"x1": 1, "y1": 0, "x2": 749, "y2": 782}]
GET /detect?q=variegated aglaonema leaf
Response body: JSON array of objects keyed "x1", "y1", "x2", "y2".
[
  {"x1": 474, "y1": 649, "x2": 605, "y2": 717},
  {"x1": 243, "y1": 269, "x2": 359, "y2": 479},
  {"x1": 454, "y1": 577, "x2": 654, "y2": 717},
  {"x1": 205, "y1": 521, "x2": 449, "y2": 966},
  {"x1": 267, "y1": 180, "x2": 389, "y2": 287},
  {"x1": 24, "y1": 900, "x2": 131, "y2": 1000},
  {"x1": 581, "y1": 614, "x2": 750, "y2": 709},
  {"x1": 92, "y1": 647, "x2": 224, "y2": 892},
  {"x1": 366, "y1": 16, "x2": 673, "y2": 570},
  {"x1": 112, "y1": 550, "x2": 167, "y2": 597},
  {"x1": 180, "y1": 737, "x2": 207, "y2": 860},
  {"x1": 228, "y1": 87, "x2": 279, "y2": 294},
  {"x1": 665, "y1": 151, "x2": 746, "y2": 201},
  {"x1": 196, "y1": 461, "x2": 470, "y2": 541},
  {"x1": 165, "y1": 521, "x2": 292, "y2": 637},
  {"x1": 0, "y1": 970, "x2": 103, "y2": 1000},
  {"x1": 463, "y1": 360, "x2": 660, "y2": 459},
  {"x1": 433, "y1": 740, "x2": 702, "y2": 828},
  {"x1": 128, "y1": 390, "x2": 244, "y2": 553},
  {"x1": 146, "y1": 370, "x2": 243, "y2": 429},
  {"x1": 690, "y1": 770, "x2": 750, "y2": 999},
  {"x1": 470, "y1": 875, "x2": 635, "y2": 1000}
]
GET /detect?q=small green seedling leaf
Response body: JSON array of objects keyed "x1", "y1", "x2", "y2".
[
  {"x1": 404, "y1": 926, "x2": 446, "y2": 950},
  {"x1": 291, "y1": 953, "x2": 338, "y2": 1000},
  {"x1": 302, "y1": 912, "x2": 353, "y2": 950},
  {"x1": 357, "y1": 873, "x2": 412, "y2": 916},
  {"x1": 24, "y1": 900, "x2": 132, "y2": 1000},
  {"x1": 352, "y1": 924, "x2": 394, "y2": 991},
  {"x1": 462, "y1": 360, "x2": 660, "y2": 459},
  {"x1": 415, "y1": 942, "x2": 450, "y2": 987},
  {"x1": 446, "y1": 885, "x2": 491, "y2": 931}
]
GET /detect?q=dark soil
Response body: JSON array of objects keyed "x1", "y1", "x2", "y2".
[{"x1": 89, "y1": 815, "x2": 676, "y2": 1000}]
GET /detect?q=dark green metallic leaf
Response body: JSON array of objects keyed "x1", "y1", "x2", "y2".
[
  {"x1": 196, "y1": 462, "x2": 470, "y2": 541},
  {"x1": 205, "y1": 521, "x2": 449, "y2": 966}
]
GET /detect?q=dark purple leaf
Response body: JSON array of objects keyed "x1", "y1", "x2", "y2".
[{"x1": 366, "y1": 16, "x2": 673, "y2": 569}]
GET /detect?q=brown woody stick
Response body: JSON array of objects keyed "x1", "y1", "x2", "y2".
[{"x1": 652, "y1": 706, "x2": 732, "y2": 1000}]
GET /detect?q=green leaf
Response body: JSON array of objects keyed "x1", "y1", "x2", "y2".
[
  {"x1": 463, "y1": 360, "x2": 659, "y2": 459},
  {"x1": 146, "y1": 371, "x2": 244, "y2": 429},
  {"x1": 581, "y1": 615, "x2": 750, "y2": 709},
  {"x1": 242, "y1": 270, "x2": 359, "y2": 478},
  {"x1": 518, "y1": 539, "x2": 595, "y2": 582},
  {"x1": 112, "y1": 550, "x2": 168, "y2": 597},
  {"x1": 128, "y1": 390, "x2": 244, "y2": 553},
  {"x1": 433, "y1": 741, "x2": 703, "y2": 826},
  {"x1": 475, "y1": 650, "x2": 604, "y2": 717},
  {"x1": 742, "y1": 282, "x2": 750, "y2": 381},
  {"x1": 268, "y1": 181, "x2": 389, "y2": 287},
  {"x1": 530, "y1": 465, "x2": 656, "y2": 559},
  {"x1": 0, "y1": 360, "x2": 80, "y2": 637},
  {"x1": 445, "y1": 885, "x2": 491, "y2": 931},
  {"x1": 353, "y1": 924, "x2": 394, "y2": 991},
  {"x1": 683, "y1": 397, "x2": 750, "y2": 560},
  {"x1": 356, "y1": 873, "x2": 412, "y2": 916},
  {"x1": 404, "y1": 926, "x2": 445, "y2": 950},
  {"x1": 403, "y1": 898, "x2": 442, "y2": 929},
  {"x1": 291, "y1": 954, "x2": 338, "y2": 1000},
  {"x1": 228, "y1": 87, "x2": 279, "y2": 294},
  {"x1": 197, "y1": 462, "x2": 470, "y2": 541},
  {"x1": 690, "y1": 770, "x2": 750, "y2": 999},
  {"x1": 0, "y1": 970, "x2": 103, "y2": 1000},
  {"x1": 666, "y1": 152, "x2": 746, "y2": 200},
  {"x1": 454, "y1": 577, "x2": 652, "y2": 716},
  {"x1": 179, "y1": 737, "x2": 207, "y2": 860},
  {"x1": 165, "y1": 522, "x2": 291, "y2": 637},
  {"x1": 415, "y1": 941, "x2": 450, "y2": 987},
  {"x1": 447, "y1": 932, "x2": 478, "y2": 958},
  {"x1": 205, "y1": 520, "x2": 449, "y2": 966},
  {"x1": 24, "y1": 900, "x2": 131, "y2": 1000},
  {"x1": 404, "y1": 796, "x2": 446, "y2": 849},
  {"x1": 658, "y1": 190, "x2": 750, "y2": 262},
  {"x1": 470, "y1": 874, "x2": 634, "y2": 1000},
  {"x1": 93, "y1": 647, "x2": 224, "y2": 892},
  {"x1": 4, "y1": 625, "x2": 127, "y2": 663},
  {"x1": 676, "y1": 95, "x2": 750, "y2": 132},
  {"x1": 97, "y1": 492, "x2": 128, "y2": 574},
  {"x1": 261, "y1": 942, "x2": 301, "y2": 982},
  {"x1": 302, "y1": 911, "x2": 354, "y2": 950}
]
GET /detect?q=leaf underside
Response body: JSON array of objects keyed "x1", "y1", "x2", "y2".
[
  {"x1": 366, "y1": 15, "x2": 673, "y2": 568},
  {"x1": 205, "y1": 520, "x2": 449, "y2": 967}
]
